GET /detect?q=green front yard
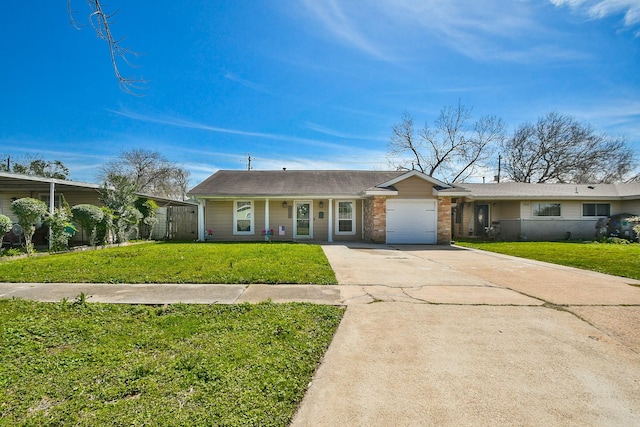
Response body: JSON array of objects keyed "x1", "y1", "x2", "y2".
[
  {"x1": 0, "y1": 299, "x2": 344, "y2": 426},
  {"x1": 0, "y1": 242, "x2": 337, "y2": 284},
  {"x1": 455, "y1": 240, "x2": 640, "y2": 280}
]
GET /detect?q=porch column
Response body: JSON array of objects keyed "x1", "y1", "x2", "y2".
[
  {"x1": 327, "y1": 199, "x2": 333, "y2": 243},
  {"x1": 264, "y1": 198, "x2": 270, "y2": 233},
  {"x1": 197, "y1": 199, "x2": 205, "y2": 241},
  {"x1": 48, "y1": 181, "x2": 55, "y2": 250}
]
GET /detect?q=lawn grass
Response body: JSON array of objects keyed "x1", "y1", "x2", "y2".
[
  {"x1": 0, "y1": 298, "x2": 345, "y2": 426},
  {"x1": 455, "y1": 240, "x2": 640, "y2": 280},
  {"x1": 0, "y1": 242, "x2": 337, "y2": 284}
]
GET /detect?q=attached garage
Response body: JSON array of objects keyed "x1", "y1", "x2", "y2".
[{"x1": 386, "y1": 199, "x2": 437, "y2": 244}]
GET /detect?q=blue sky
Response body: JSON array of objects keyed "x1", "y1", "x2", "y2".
[{"x1": 1, "y1": 1, "x2": 639, "y2": 186}]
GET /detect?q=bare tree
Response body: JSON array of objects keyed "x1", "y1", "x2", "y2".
[
  {"x1": 67, "y1": 0, "x2": 144, "y2": 93},
  {"x1": 502, "y1": 112, "x2": 635, "y2": 183},
  {"x1": 100, "y1": 149, "x2": 191, "y2": 199},
  {"x1": 388, "y1": 103, "x2": 504, "y2": 183}
]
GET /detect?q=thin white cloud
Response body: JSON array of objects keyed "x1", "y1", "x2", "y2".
[
  {"x1": 299, "y1": 0, "x2": 391, "y2": 60},
  {"x1": 303, "y1": 121, "x2": 387, "y2": 142},
  {"x1": 550, "y1": 0, "x2": 640, "y2": 33},
  {"x1": 295, "y1": 0, "x2": 579, "y2": 63},
  {"x1": 223, "y1": 71, "x2": 272, "y2": 94},
  {"x1": 109, "y1": 109, "x2": 349, "y2": 150}
]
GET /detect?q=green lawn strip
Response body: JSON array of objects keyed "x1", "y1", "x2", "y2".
[
  {"x1": 0, "y1": 242, "x2": 337, "y2": 284},
  {"x1": 0, "y1": 299, "x2": 345, "y2": 426},
  {"x1": 455, "y1": 241, "x2": 640, "y2": 280}
]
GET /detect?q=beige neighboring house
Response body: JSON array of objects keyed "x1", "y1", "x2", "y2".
[
  {"x1": 0, "y1": 172, "x2": 198, "y2": 247},
  {"x1": 187, "y1": 170, "x2": 467, "y2": 245},
  {"x1": 452, "y1": 182, "x2": 640, "y2": 241}
]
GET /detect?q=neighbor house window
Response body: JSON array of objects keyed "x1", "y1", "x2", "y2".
[
  {"x1": 533, "y1": 203, "x2": 561, "y2": 217},
  {"x1": 39, "y1": 194, "x2": 61, "y2": 210},
  {"x1": 234, "y1": 201, "x2": 253, "y2": 234},
  {"x1": 582, "y1": 203, "x2": 610, "y2": 217},
  {"x1": 336, "y1": 200, "x2": 355, "y2": 235}
]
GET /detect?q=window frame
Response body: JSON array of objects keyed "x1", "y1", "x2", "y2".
[
  {"x1": 233, "y1": 200, "x2": 254, "y2": 235},
  {"x1": 335, "y1": 200, "x2": 356, "y2": 235},
  {"x1": 582, "y1": 203, "x2": 611, "y2": 217},
  {"x1": 38, "y1": 193, "x2": 61, "y2": 210},
  {"x1": 532, "y1": 202, "x2": 562, "y2": 217}
]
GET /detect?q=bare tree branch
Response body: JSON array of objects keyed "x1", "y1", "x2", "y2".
[
  {"x1": 100, "y1": 149, "x2": 191, "y2": 199},
  {"x1": 502, "y1": 112, "x2": 635, "y2": 183},
  {"x1": 388, "y1": 103, "x2": 501, "y2": 183},
  {"x1": 68, "y1": 0, "x2": 145, "y2": 94}
]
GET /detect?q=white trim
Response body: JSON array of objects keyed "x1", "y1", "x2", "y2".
[
  {"x1": 433, "y1": 188, "x2": 469, "y2": 197},
  {"x1": 362, "y1": 189, "x2": 399, "y2": 196},
  {"x1": 264, "y1": 198, "x2": 270, "y2": 234},
  {"x1": 335, "y1": 200, "x2": 356, "y2": 236},
  {"x1": 293, "y1": 200, "x2": 313, "y2": 239},
  {"x1": 233, "y1": 200, "x2": 254, "y2": 235},
  {"x1": 327, "y1": 199, "x2": 333, "y2": 242},
  {"x1": 197, "y1": 199, "x2": 205, "y2": 241}
]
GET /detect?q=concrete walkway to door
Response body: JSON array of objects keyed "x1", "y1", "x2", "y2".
[{"x1": 291, "y1": 244, "x2": 640, "y2": 426}]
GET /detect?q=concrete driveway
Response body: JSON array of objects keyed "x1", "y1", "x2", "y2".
[{"x1": 291, "y1": 244, "x2": 640, "y2": 426}]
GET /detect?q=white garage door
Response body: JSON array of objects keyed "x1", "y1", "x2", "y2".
[{"x1": 386, "y1": 199, "x2": 437, "y2": 244}]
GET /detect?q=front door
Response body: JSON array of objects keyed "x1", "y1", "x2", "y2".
[
  {"x1": 474, "y1": 204, "x2": 489, "y2": 237},
  {"x1": 294, "y1": 201, "x2": 313, "y2": 238}
]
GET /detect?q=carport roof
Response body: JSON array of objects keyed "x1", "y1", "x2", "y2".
[{"x1": 0, "y1": 172, "x2": 196, "y2": 206}]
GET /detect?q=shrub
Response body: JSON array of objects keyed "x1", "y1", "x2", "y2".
[
  {"x1": 95, "y1": 207, "x2": 115, "y2": 245},
  {"x1": 11, "y1": 197, "x2": 48, "y2": 256},
  {"x1": 71, "y1": 204, "x2": 104, "y2": 246},
  {"x1": 46, "y1": 208, "x2": 76, "y2": 252},
  {"x1": 136, "y1": 198, "x2": 159, "y2": 240},
  {"x1": 0, "y1": 214, "x2": 11, "y2": 248}
]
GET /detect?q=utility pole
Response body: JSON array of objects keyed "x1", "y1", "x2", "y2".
[
  {"x1": 494, "y1": 154, "x2": 501, "y2": 183},
  {"x1": 246, "y1": 154, "x2": 252, "y2": 171}
]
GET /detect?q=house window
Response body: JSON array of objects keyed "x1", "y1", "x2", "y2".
[
  {"x1": 336, "y1": 200, "x2": 355, "y2": 235},
  {"x1": 234, "y1": 201, "x2": 253, "y2": 234},
  {"x1": 533, "y1": 203, "x2": 561, "y2": 217},
  {"x1": 39, "y1": 194, "x2": 61, "y2": 210},
  {"x1": 582, "y1": 203, "x2": 610, "y2": 217}
]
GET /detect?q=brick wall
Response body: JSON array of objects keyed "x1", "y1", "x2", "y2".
[
  {"x1": 363, "y1": 196, "x2": 387, "y2": 243},
  {"x1": 437, "y1": 197, "x2": 452, "y2": 245}
]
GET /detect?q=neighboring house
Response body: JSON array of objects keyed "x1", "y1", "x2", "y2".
[
  {"x1": 187, "y1": 170, "x2": 467, "y2": 245},
  {"x1": 452, "y1": 182, "x2": 640, "y2": 241},
  {"x1": 0, "y1": 172, "x2": 198, "y2": 247}
]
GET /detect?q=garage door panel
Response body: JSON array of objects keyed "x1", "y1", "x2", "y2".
[{"x1": 386, "y1": 200, "x2": 437, "y2": 244}]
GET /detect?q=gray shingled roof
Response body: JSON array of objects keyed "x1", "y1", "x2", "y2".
[
  {"x1": 460, "y1": 182, "x2": 640, "y2": 199},
  {"x1": 188, "y1": 170, "x2": 406, "y2": 197}
]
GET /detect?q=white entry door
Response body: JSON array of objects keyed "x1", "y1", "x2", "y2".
[
  {"x1": 386, "y1": 199, "x2": 437, "y2": 244},
  {"x1": 294, "y1": 201, "x2": 313, "y2": 238}
]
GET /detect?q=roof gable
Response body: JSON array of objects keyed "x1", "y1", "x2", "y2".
[{"x1": 376, "y1": 170, "x2": 448, "y2": 188}]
